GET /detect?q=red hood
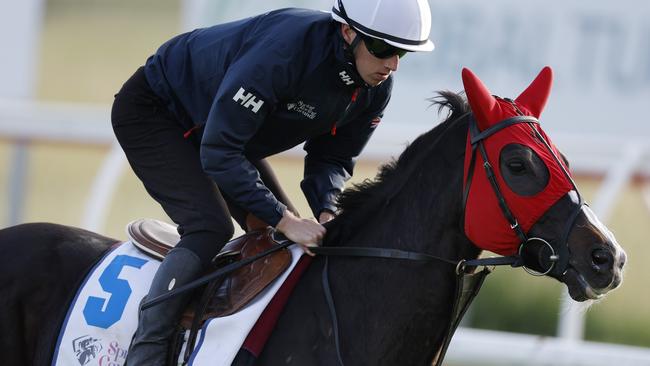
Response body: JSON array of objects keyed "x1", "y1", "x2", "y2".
[{"x1": 461, "y1": 67, "x2": 574, "y2": 255}]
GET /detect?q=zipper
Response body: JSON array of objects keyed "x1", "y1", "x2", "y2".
[
  {"x1": 331, "y1": 87, "x2": 360, "y2": 136},
  {"x1": 183, "y1": 122, "x2": 206, "y2": 139}
]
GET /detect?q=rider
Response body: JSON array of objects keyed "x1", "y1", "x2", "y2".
[{"x1": 111, "y1": 0, "x2": 434, "y2": 364}]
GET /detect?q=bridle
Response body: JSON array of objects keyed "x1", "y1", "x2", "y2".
[
  {"x1": 142, "y1": 103, "x2": 587, "y2": 365},
  {"x1": 305, "y1": 104, "x2": 587, "y2": 365},
  {"x1": 462, "y1": 98, "x2": 585, "y2": 278}
]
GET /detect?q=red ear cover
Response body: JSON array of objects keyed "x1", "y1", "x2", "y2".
[
  {"x1": 515, "y1": 66, "x2": 553, "y2": 118},
  {"x1": 463, "y1": 67, "x2": 554, "y2": 125},
  {"x1": 462, "y1": 68, "x2": 498, "y2": 131}
]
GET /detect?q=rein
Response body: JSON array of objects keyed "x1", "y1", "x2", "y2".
[
  {"x1": 141, "y1": 234, "x2": 518, "y2": 311},
  {"x1": 307, "y1": 244, "x2": 516, "y2": 366},
  {"x1": 141, "y1": 232, "x2": 515, "y2": 366}
]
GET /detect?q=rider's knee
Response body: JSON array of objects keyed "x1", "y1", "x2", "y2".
[{"x1": 177, "y1": 228, "x2": 233, "y2": 268}]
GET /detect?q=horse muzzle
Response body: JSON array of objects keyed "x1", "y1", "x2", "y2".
[{"x1": 561, "y1": 206, "x2": 627, "y2": 302}]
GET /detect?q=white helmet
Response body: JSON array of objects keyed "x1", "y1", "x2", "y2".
[{"x1": 331, "y1": 0, "x2": 435, "y2": 52}]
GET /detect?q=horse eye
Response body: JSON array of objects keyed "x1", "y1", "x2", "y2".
[{"x1": 507, "y1": 161, "x2": 526, "y2": 174}]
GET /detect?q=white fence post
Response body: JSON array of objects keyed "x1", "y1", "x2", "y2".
[
  {"x1": 82, "y1": 142, "x2": 126, "y2": 232},
  {"x1": 557, "y1": 143, "x2": 646, "y2": 341},
  {"x1": 7, "y1": 142, "x2": 29, "y2": 226},
  {"x1": 1, "y1": 0, "x2": 44, "y2": 226}
]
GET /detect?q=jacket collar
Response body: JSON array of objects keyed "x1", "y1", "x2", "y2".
[{"x1": 332, "y1": 23, "x2": 368, "y2": 89}]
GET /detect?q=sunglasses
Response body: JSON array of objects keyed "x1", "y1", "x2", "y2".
[{"x1": 358, "y1": 32, "x2": 409, "y2": 59}]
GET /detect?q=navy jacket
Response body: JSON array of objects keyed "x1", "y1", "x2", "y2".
[{"x1": 144, "y1": 8, "x2": 393, "y2": 226}]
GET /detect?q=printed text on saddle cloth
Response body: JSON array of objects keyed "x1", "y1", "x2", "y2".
[{"x1": 461, "y1": 67, "x2": 574, "y2": 255}]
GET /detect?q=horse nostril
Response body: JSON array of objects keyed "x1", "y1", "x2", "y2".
[
  {"x1": 619, "y1": 250, "x2": 627, "y2": 269},
  {"x1": 592, "y1": 248, "x2": 612, "y2": 267}
]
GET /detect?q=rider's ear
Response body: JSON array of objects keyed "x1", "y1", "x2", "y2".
[
  {"x1": 515, "y1": 66, "x2": 553, "y2": 119},
  {"x1": 340, "y1": 23, "x2": 356, "y2": 46}
]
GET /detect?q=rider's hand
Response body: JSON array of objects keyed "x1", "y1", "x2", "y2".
[{"x1": 276, "y1": 209, "x2": 325, "y2": 256}]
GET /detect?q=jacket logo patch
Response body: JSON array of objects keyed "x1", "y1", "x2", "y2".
[
  {"x1": 286, "y1": 100, "x2": 317, "y2": 120},
  {"x1": 233, "y1": 87, "x2": 264, "y2": 113},
  {"x1": 338, "y1": 71, "x2": 354, "y2": 85}
]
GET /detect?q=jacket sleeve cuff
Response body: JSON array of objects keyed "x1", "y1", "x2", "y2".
[
  {"x1": 261, "y1": 201, "x2": 287, "y2": 228},
  {"x1": 301, "y1": 180, "x2": 341, "y2": 218},
  {"x1": 320, "y1": 191, "x2": 339, "y2": 214}
]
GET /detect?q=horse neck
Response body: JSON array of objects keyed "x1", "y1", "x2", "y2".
[
  {"x1": 330, "y1": 115, "x2": 476, "y2": 258},
  {"x1": 326, "y1": 117, "x2": 481, "y2": 364}
]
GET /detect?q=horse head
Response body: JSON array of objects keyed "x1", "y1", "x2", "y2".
[{"x1": 461, "y1": 67, "x2": 626, "y2": 302}]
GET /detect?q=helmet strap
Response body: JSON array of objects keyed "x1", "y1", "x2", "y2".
[
  {"x1": 341, "y1": 34, "x2": 368, "y2": 88},
  {"x1": 346, "y1": 33, "x2": 362, "y2": 56}
]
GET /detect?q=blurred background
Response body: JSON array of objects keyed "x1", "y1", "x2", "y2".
[{"x1": 1, "y1": 0, "x2": 649, "y2": 365}]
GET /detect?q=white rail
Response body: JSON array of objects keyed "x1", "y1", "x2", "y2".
[{"x1": 448, "y1": 328, "x2": 650, "y2": 366}]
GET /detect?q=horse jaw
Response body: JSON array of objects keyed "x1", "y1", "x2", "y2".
[{"x1": 561, "y1": 267, "x2": 605, "y2": 302}]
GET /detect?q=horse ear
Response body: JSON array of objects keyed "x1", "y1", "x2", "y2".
[
  {"x1": 515, "y1": 66, "x2": 553, "y2": 118},
  {"x1": 462, "y1": 68, "x2": 498, "y2": 131}
]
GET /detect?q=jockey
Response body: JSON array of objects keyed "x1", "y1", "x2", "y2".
[{"x1": 112, "y1": 0, "x2": 434, "y2": 364}]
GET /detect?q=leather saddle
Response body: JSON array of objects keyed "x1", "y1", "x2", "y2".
[{"x1": 126, "y1": 218, "x2": 292, "y2": 328}]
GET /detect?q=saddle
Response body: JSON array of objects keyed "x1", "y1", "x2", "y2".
[{"x1": 126, "y1": 218, "x2": 292, "y2": 327}]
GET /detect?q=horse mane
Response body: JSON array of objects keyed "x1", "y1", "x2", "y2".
[{"x1": 327, "y1": 91, "x2": 470, "y2": 242}]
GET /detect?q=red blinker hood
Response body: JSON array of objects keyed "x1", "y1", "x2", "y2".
[{"x1": 461, "y1": 67, "x2": 574, "y2": 255}]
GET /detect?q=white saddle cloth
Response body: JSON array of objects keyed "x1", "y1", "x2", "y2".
[{"x1": 51, "y1": 241, "x2": 301, "y2": 366}]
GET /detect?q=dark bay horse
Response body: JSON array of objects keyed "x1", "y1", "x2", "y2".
[{"x1": 0, "y1": 68, "x2": 626, "y2": 365}]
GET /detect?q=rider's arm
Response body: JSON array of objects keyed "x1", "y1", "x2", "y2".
[
  {"x1": 199, "y1": 56, "x2": 326, "y2": 248},
  {"x1": 200, "y1": 55, "x2": 292, "y2": 228},
  {"x1": 301, "y1": 80, "x2": 393, "y2": 217}
]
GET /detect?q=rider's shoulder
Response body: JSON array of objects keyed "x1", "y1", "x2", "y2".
[{"x1": 244, "y1": 8, "x2": 338, "y2": 59}]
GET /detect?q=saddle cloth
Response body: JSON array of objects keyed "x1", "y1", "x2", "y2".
[{"x1": 52, "y1": 221, "x2": 303, "y2": 366}]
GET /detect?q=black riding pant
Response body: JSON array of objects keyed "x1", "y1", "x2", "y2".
[{"x1": 111, "y1": 67, "x2": 296, "y2": 268}]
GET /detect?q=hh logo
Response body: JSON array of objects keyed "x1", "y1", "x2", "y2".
[
  {"x1": 233, "y1": 87, "x2": 265, "y2": 113},
  {"x1": 339, "y1": 71, "x2": 354, "y2": 85}
]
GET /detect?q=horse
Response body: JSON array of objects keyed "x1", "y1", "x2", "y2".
[{"x1": 0, "y1": 67, "x2": 626, "y2": 366}]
